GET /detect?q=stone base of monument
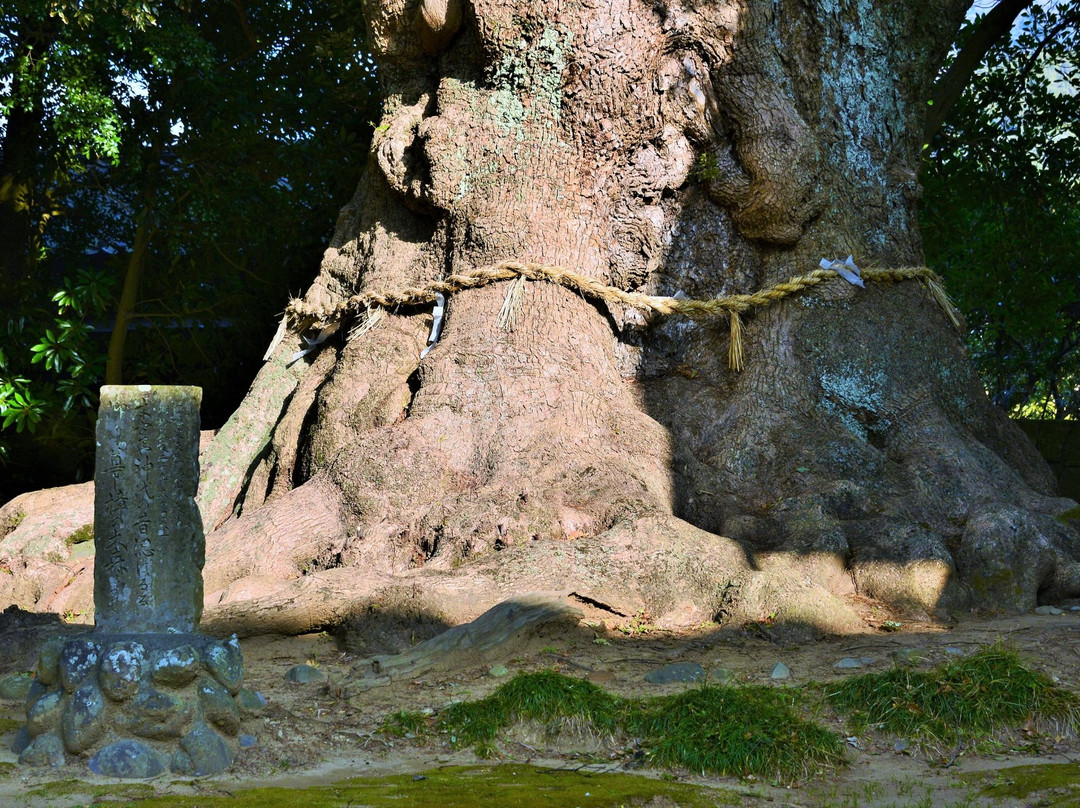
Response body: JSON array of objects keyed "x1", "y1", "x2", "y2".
[{"x1": 14, "y1": 632, "x2": 260, "y2": 777}]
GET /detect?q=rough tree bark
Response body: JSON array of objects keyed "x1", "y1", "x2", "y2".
[{"x1": 4, "y1": 0, "x2": 1080, "y2": 636}]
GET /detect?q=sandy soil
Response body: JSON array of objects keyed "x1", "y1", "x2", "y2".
[{"x1": 2, "y1": 600, "x2": 1080, "y2": 807}]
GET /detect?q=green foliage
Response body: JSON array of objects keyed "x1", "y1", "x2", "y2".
[
  {"x1": 825, "y1": 645, "x2": 1080, "y2": 749},
  {"x1": 0, "y1": 0, "x2": 378, "y2": 495},
  {"x1": 922, "y1": 2, "x2": 1080, "y2": 418}
]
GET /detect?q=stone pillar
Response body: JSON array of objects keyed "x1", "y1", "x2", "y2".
[
  {"x1": 94, "y1": 385, "x2": 204, "y2": 633},
  {"x1": 15, "y1": 386, "x2": 265, "y2": 778}
]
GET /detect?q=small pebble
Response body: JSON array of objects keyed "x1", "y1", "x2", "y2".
[
  {"x1": 1035, "y1": 605, "x2": 1064, "y2": 616},
  {"x1": 894, "y1": 739, "x2": 909, "y2": 753},
  {"x1": 944, "y1": 647, "x2": 965, "y2": 656},
  {"x1": 833, "y1": 657, "x2": 863, "y2": 670},
  {"x1": 239, "y1": 734, "x2": 257, "y2": 748},
  {"x1": 488, "y1": 665, "x2": 509, "y2": 678},
  {"x1": 770, "y1": 662, "x2": 791, "y2": 680}
]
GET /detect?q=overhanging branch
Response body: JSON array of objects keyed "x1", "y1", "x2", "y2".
[{"x1": 924, "y1": 0, "x2": 1034, "y2": 145}]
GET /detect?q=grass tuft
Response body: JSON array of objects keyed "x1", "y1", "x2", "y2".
[
  {"x1": 825, "y1": 645, "x2": 1080, "y2": 747},
  {"x1": 439, "y1": 670, "x2": 620, "y2": 747},
  {"x1": 377, "y1": 710, "x2": 429, "y2": 738},
  {"x1": 439, "y1": 670, "x2": 843, "y2": 780},
  {"x1": 625, "y1": 685, "x2": 844, "y2": 779}
]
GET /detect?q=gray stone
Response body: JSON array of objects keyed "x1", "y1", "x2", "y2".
[
  {"x1": 833, "y1": 657, "x2": 863, "y2": 669},
  {"x1": 19, "y1": 732, "x2": 66, "y2": 767},
  {"x1": 235, "y1": 689, "x2": 267, "y2": 717},
  {"x1": 151, "y1": 644, "x2": 199, "y2": 687},
  {"x1": 285, "y1": 664, "x2": 324, "y2": 684},
  {"x1": 132, "y1": 687, "x2": 193, "y2": 740},
  {"x1": 100, "y1": 641, "x2": 146, "y2": 701},
  {"x1": 709, "y1": 667, "x2": 735, "y2": 684},
  {"x1": 26, "y1": 676, "x2": 47, "y2": 703},
  {"x1": 239, "y1": 734, "x2": 257, "y2": 748},
  {"x1": 0, "y1": 673, "x2": 34, "y2": 701},
  {"x1": 89, "y1": 739, "x2": 168, "y2": 778},
  {"x1": 174, "y1": 722, "x2": 234, "y2": 776},
  {"x1": 11, "y1": 726, "x2": 31, "y2": 755},
  {"x1": 197, "y1": 677, "x2": 240, "y2": 735},
  {"x1": 36, "y1": 636, "x2": 64, "y2": 686},
  {"x1": 206, "y1": 638, "x2": 244, "y2": 694},
  {"x1": 93, "y1": 386, "x2": 204, "y2": 634},
  {"x1": 61, "y1": 682, "x2": 106, "y2": 753},
  {"x1": 644, "y1": 662, "x2": 707, "y2": 684},
  {"x1": 488, "y1": 665, "x2": 510, "y2": 678},
  {"x1": 26, "y1": 688, "x2": 64, "y2": 736},
  {"x1": 944, "y1": 647, "x2": 966, "y2": 657},
  {"x1": 770, "y1": 662, "x2": 791, "y2": 680},
  {"x1": 1035, "y1": 605, "x2": 1064, "y2": 616},
  {"x1": 59, "y1": 637, "x2": 100, "y2": 692}
]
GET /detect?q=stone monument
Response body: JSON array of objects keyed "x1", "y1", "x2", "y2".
[{"x1": 15, "y1": 386, "x2": 260, "y2": 777}]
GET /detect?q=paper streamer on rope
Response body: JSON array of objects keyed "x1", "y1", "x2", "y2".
[
  {"x1": 420, "y1": 292, "x2": 446, "y2": 358},
  {"x1": 289, "y1": 321, "x2": 340, "y2": 365},
  {"x1": 821, "y1": 255, "x2": 865, "y2": 288}
]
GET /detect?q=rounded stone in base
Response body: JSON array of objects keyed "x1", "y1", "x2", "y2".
[
  {"x1": 89, "y1": 739, "x2": 168, "y2": 778},
  {"x1": 18, "y1": 733, "x2": 66, "y2": 767}
]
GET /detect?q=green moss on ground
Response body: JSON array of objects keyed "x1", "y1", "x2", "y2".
[
  {"x1": 970, "y1": 762, "x2": 1080, "y2": 806},
  {"x1": 49, "y1": 766, "x2": 734, "y2": 808},
  {"x1": 24, "y1": 779, "x2": 156, "y2": 801}
]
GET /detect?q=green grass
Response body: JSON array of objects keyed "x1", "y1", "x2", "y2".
[
  {"x1": 439, "y1": 670, "x2": 843, "y2": 780},
  {"x1": 825, "y1": 645, "x2": 1080, "y2": 748},
  {"x1": 378, "y1": 709, "x2": 430, "y2": 738},
  {"x1": 623, "y1": 686, "x2": 844, "y2": 779}
]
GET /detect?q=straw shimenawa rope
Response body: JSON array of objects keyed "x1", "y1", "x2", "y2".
[{"x1": 286, "y1": 260, "x2": 961, "y2": 371}]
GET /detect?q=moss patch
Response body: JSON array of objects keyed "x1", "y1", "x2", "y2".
[
  {"x1": 1058, "y1": 505, "x2": 1080, "y2": 526},
  {"x1": 51, "y1": 766, "x2": 734, "y2": 808},
  {"x1": 970, "y1": 762, "x2": 1080, "y2": 806},
  {"x1": 64, "y1": 523, "x2": 94, "y2": 545},
  {"x1": 24, "y1": 779, "x2": 157, "y2": 801},
  {"x1": 0, "y1": 717, "x2": 23, "y2": 733}
]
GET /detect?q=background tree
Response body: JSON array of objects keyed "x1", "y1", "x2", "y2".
[
  {"x1": 922, "y1": 0, "x2": 1080, "y2": 418},
  {"x1": 0, "y1": 0, "x2": 377, "y2": 498},
  {"x1": 4, "y1": 0, "x2": 1080, "y2": 636}
]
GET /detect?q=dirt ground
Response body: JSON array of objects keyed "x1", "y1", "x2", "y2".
[{"x1": 2, "y1": 600, "x2": 1080, "y2": 807}]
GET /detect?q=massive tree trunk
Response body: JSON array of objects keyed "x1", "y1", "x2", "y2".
[{"x1": 5, "y1": 0, "x2": 1080, "y2": 636}]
